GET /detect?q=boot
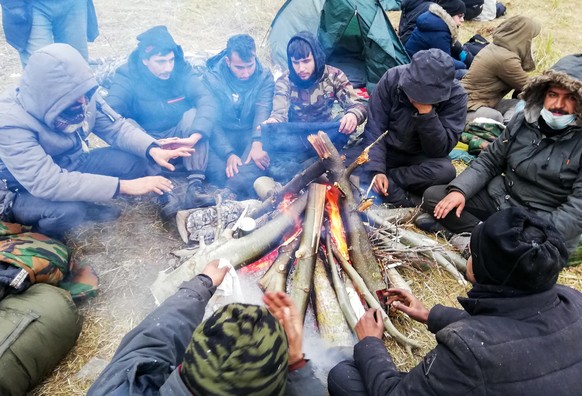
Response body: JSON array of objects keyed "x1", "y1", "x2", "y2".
[
  {"x1": 159, "y1": 192, "x2": 185, "y2": 220},
  {"x1": 414, "y1": 212, "x2": 453, "y2": 239},
  {"x1": 185, "y1": 179, "x2": 216, "y2": 209}
]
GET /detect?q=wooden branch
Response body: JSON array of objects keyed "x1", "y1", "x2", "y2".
[
  {"x1": 332, "y1": 246, "x2": 422, "y2": 350},
  {"x1": 314, "y1": 255, "x2": 353, "y2": 346},
  {"x1": 326, "y1": 232, "x2": 358, "y2": 332},
  {"x1": 345, "y1": 130, "x2": 389, "y2": 178},
  {"x1": 258, "y1": 236, "x2": 300, "y2": 293},
  {"x1": 290, "y1": 183, "x2": 327, "y2": 322},
  {"x1": 150, "y1": 194, "x2": 308, "y2": 304},
  {"x1": 309, "y1": 132, "x2": 386, "y2": 295}
]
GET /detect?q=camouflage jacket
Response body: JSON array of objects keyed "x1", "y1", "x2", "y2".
[{"x1": 269, "y1": 65, "x2": 367, "y2": 124}]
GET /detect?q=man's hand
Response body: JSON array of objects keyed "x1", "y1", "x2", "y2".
[
  {"x1": 372, "y1": 174, "x2": 389, "y2": 196},
  {"x1": 119, "y1": 176, "x2": 174, "y2": 196},
  {"x1": 434, "y1": 191, "x2": 466, "y2": 219},
  {"x1": 410, "y1": 100, "x2": 433, "y2": 115},
  {"x1": 148, "y1": 146, "x2": 193, "y2": 171},
  {"x1": 263, "y1": 291, "x2": 303, "y2": 364},
  {"x1": 261, "y1": 117, "x2": 279, "y2": 126},
  {"x1": 245, "y1": 141, "x2": 270, "y2": 170},
  {"x1": 201, "y1": 259, "x2": 229, "y2": 286},
  {"x1": 384, "y1": 288, "x2": 429, "y2": 324},
  {"x1": 338, "y1": 113, "x2": 358, "y2": 134},
  {"x1": 355, "y1": 309, "x2": 384, "y2": 340},
  {"x1": 226, "y1": 154, "x2": 242, "y2": 178},
  {"x1": 157, "y1": 132, "x2": 202, "y2": 149}
]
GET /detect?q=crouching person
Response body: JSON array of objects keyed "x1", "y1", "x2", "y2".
[
  {"x1": 87, "y1": 260, "x2": 325, "y2": 395},
  {"x1": 328, "y1": 207, "x2": 582, "y2": 395}
]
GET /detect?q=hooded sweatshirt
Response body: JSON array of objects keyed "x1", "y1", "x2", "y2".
[
  {"x1": 269, "y1": 32, "x2": 367, "y2": 125},
  {"x1": 0, "y1": 43, "x2": 156, "y2": 202},
  {"x1": 462, "y1": 16, "x2": 541, "y2": 110}
]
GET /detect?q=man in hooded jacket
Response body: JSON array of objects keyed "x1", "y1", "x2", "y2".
[
  {"x1": 107, "y1": 25, "x2": 219, "y2": 214},
  {"x1": 463, "y1": 16, "x2": 541, "y2": 123},
  {"x1": 0, "y1": 44, "x2": 191, "y2": 238},
  {"x1": 364, "y1": 48, "x2": 467, "y2": 207},
  {"x1": 203, "y1": 34, "x2": 274, "y2": 199},
  {"x1": 421, "y1": 54, "x2": 582, "y2": 253},
  {"x1": 328, "y1": 207, "x2": 582, "y2": 395}
]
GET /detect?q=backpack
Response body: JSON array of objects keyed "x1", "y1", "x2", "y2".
[{"x1": 464, "y1": 34, "x2": 490, "y2": 57}]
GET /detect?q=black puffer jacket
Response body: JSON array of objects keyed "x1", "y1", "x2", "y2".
[
  {"x1": 106, "y1": 46, "x2": 218, "y2": 139},
  {"x1": 398, "y1": 0, "x2": 433, "y2": 45},
  {"x1": 350, "y1": 284, "x2": 582, "y2": 395}
]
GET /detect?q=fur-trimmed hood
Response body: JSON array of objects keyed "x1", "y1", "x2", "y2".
[
  {"x1": 493, "y1": 16, "x2": 541, "y2": 72},
  {"x1": 521, "y1": 54, "x2": 582, "y2": 125},
  {"x1": 427, "y1": 3, "x2": 459, "y2": 43}
]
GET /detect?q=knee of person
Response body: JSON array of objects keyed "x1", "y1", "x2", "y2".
[
  {"x1": 327, "y1": 361, "x2": 356, "y2": 395},
  {"x1": 422, "y1": 185, "x2": 449, "y2": 207}
]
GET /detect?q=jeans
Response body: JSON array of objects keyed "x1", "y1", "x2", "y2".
[
  {"x1": 10, "y1": 148, "x2": 150, "y2": 238},
  {"x1": 19, "y1": 0, "x2": 88, "y2": 67}
]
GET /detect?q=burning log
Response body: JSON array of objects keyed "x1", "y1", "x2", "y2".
[
  {"x1": 308, "y1": 131, "x2": 386, "y2": 296},
  {"x1": 290, "y1": 183, "x2": 327, "y2": 321},
  {"x1": 313, "y1": 256, "x2": 353, "y2": 346},
  {"x1": 150, "y1": 194, "x2": 308, "y2": 304},
  {"x1": 259, "y1": 236, "x2": 300, "y2": 293}
]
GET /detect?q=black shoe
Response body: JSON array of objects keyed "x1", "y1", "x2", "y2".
[
  {"x1": 185, "y1": 179, "x2": 216, "y2": 209},
  {"x1": 85, "y1": 203, "x2": 122, "y2": 223},
  {"x1": 159, "y1": 192, "x2": 185, "y2": 220},
  {"x1": 414, "y1": 213, "x2": 453, "y2": 239}
]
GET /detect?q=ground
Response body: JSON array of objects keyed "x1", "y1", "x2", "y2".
[{"x1": 0, "y1": 0, "x2": 581, "y2": 395}]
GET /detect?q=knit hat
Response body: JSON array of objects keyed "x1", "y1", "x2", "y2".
[
  {"x1": 470, "y1": 208, "x2": 569, "y2": 292},
  {"x1": 136, "y1": 25, "x2": 178, "y2": 59},
  {"x1": 399, "y1": 48, "x2": 455, "y2": 104},
  {"x1": 438, "y1": 0, "x2": 466, "y2": 16},
  {"x1": 180, "y1": 304, "x2": 289, "y2": 396}
]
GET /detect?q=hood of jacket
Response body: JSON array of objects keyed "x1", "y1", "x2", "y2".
[
  {"x1": 520, "y1": 54, "x2": 582, "y2": 125},
  {"x1": 17, "y1": 43, "x2": 98, "y2": 129},
  {"x1": 287, "y1": 31, "x2": 326, "y2": 89},
  {"x1": 493, "y1": 16, "x2": 541, "y2": 72},
  {"x1": 417, "y1": 3, "x2": 459, "y2": 43},
  {"x1": 126, "y1": 44, "x2": 192, "y2": 90}
]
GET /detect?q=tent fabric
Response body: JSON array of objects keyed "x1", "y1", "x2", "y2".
[{"x1": 266, "y1": 0, "x2": 409, "y2": 91}]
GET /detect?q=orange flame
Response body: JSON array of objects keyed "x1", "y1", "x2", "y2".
[
  {"x1": 325, "y1": 186, "x2": 349, "y2": 260},
  {"x1": 238, "y1": 228, "x2": 302, "y2": 275}
]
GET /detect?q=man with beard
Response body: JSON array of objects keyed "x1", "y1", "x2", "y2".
[
  {"x1": 107, "y1": 25, "x2": 219, "y2": 216},
  {"x1": 203, "y1": 34, "x2": 274, "y2": 199},
  {"x1": 0, "y1": 44, "x2": 191, "y2": 238},
  {"x1": 419, "y1": 54, "x2": 582, "y2": 254}
]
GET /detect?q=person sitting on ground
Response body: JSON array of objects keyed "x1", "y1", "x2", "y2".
[
  {"x1": 363, "y1": 48, "x2": 467, "y2": 208},
  {"x1": 463, "y1": 16, "x2": 541, "y2": 124},
  {"x1": 203, "y1": 34, "x2": 274, "y2": 199},
  {"x1": 106, "y1": 25, "x2": 219, "y2": 216},
  {"x1": 0, "y1": 44, "x2": 190, "y2": 239},
  {"x1": 398, "y1": 0, "x2": 434, "y2": 45},
  {"x1": 404, "y1": 0, "x2": 471, "y2": 80},
  {"x1": 87, "y1": 260, "x2": 325, "y2": 395},
  {"x1": 419, "y1": 53, "x2": 582, "y2": 253},
  {"x1": 263, "y1": 31, "x2": 367, "y2": 182},
  {"x1": 328, "y1": 207, "x2": 582, "y2": 395}
]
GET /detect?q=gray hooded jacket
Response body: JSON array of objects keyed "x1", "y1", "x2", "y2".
[{"x1": 0, "y1": 44, "x2": 156, "y2": 202}]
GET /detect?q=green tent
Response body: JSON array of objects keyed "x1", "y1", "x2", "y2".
[{"x1": 266, "y1": 0, "x2": 409, "y2": 91}]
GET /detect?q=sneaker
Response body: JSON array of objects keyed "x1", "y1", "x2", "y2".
[
  {"x1": 185, "y1": 179, "x2": 216, "y2": 209},
  {"x1": 414, "y1": 213, "x2": 453, "y2": 239},
  {"x1": 449, "y1": 233, "x2": 471, "y2": 258}
]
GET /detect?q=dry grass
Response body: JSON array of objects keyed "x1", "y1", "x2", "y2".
[{"x1": 0, "y1": 0, "x2": 579, "y2": 394}]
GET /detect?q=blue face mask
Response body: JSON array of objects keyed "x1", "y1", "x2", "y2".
[{"x1": 540, "y1": 107, "x2": 576, "y2": 130}]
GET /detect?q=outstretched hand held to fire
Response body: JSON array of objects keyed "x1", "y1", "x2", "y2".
[
  {"x1": 385, "y1": 288, "x2": 429, "y2": 324},
  {"x1": 263, "y1": 291, "x2": 304, "y2": 365},
  {"x1": 338, "y1": 113, "x2": 358, "y2": 134},
  {"x1": 355, "y1": 309, "x2": 384, "y2": 340},
  {"x1": 148, "y1": 146, "x2": 193, "y2": 171},
  {"x1": 434, "y1": 191, "x2": 466, "y2": 219},
  {"x1": 245, "y1": 141, "x2": 270, "y2": 170},
  {"x1": 372, "y1": 173, "x2": 389, "y2": 196}
]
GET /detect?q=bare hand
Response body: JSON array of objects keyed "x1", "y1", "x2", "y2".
[
  {"x1": 409, "y1": 99, "x2": 433, "y2": 115},
  {"x1": 157, "y1": 133, "x2": 202, "y2": 149},
  {"x1": 338, "y1": 113, "x2": 358, "y2": 134},
  {"x1": 119, "y1": 176, "x2": 173, "y2": 196},
  {"x1": 245, "y1": 141, "x2": 270, "y2": 170},
  {"x1": 384, "y1": 288, "x2": 429, "y2": 324},
  {"x1": 372, "y1": 174, "x2": 389, "y2": 196},
  {"x1": 263, "y1": 291, "x2": 303, "y2": 364},
  {"x1": 148, "y1": 146, "x2": 193, "y2": 171},
  {"x1": 355, "y1": 309, "x2": 384, "y2": 340},
  {"x1": 261, "y1": 117, "x2": 279, "y2": 126},
  {"x1": 434, "y1": 191, "x2": 466, "y2": 219},
  {"x1": 226, "y1": 154, "x2": 242, "y2": 178},
  {"x1": 201, "y1": 259, "x2": 229, "y2": 286}
]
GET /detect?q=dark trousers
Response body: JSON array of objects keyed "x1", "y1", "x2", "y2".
[
  {"x1": 11, "y1": 148, "x2": 150, "y2": 238},
  {"x1": 205, "y1": 148, "x2": 266, "y2": 199},
  {"x1": 327, "y1": 359, "x2": 389, "y2": 396},
  {"x1": 421, "y1": 184, "x2": 498, "y2": 233}
]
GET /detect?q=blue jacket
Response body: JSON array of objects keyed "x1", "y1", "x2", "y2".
[{"x1": 405, "y1": 4, "x2": 467, "y2": 70}]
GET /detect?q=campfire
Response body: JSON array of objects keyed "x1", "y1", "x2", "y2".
[{"x1": 151, "y1": 131, "x2": 467, "y2": 352}]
